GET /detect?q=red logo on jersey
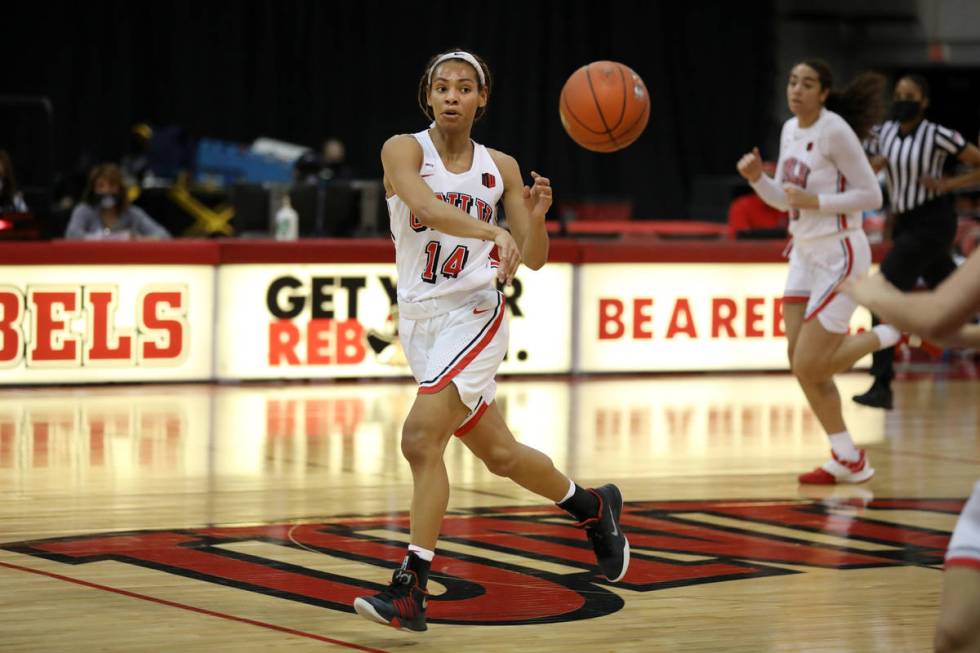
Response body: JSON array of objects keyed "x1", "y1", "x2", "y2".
[
  {"x1": 481, "y1": 172, "x2": 496, "y2": 189},
  {"x1": 782, "y1": 157, "x2": 811, "y2": 188},
  {"x1": 409, "y1": 211, "x2": 427, "y2": 232}
]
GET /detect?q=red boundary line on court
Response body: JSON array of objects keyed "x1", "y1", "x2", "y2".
[{"x1": 0, "y1": 559, "x2": 390, "y2": 653}]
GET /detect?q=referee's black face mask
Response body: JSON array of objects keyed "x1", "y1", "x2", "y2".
[{"x1": 892, "y1": 100, "x2": 923, "y2": 122}]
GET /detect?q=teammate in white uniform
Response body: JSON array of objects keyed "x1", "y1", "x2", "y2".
[
  {"x1": 737, "y1": 60, "x2": 900, "y2": 485},
  {"x1": 842, "y1": 249, "x2": 980, "y2": 652},
  {"x1": 353, "y1": 50, "x2": 628, "y2": 632}
]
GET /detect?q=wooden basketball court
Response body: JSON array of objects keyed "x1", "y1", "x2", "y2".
[{"x1": 1, "y1": 371, "x2": 977, "y2": 652}]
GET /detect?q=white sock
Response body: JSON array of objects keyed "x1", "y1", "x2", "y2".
[
  {"x1": 557, "y1": 478, "x2": 576, "y2": 504},
  {"x1": 872, "y1": 324, "x2": 901, "y2": 349},
  {"x1": 407, "y1": 544, "x2": 434, "y2": 562},
  {"x1": 828, "y1": 431, "x2": 860, "y2": 462}
]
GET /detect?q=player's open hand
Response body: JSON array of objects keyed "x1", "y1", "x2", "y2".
[
  {"x1": 523, "y1": 171, "x2": 552, "y2": 221},
  {"x1": 736, "y1": 147, "x2": 764, "y2": 182},
  {"x1": 493, "y1": 227, "x2": 522, "y2": 285}
]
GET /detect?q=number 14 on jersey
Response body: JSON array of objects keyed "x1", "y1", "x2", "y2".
[{"x1": 421, "y1": 241, "x2": 470, "y2": 284}]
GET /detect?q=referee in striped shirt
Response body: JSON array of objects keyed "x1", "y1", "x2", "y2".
[{"x1": 854, "y1": 74, "x2": 980, "y2": 409}]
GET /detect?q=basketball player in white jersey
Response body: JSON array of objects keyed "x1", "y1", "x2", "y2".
[
  {"x1": 353, "y1": 50, "x2": 628, "y2": 632},
  {"x1": 736, "y1": 60, "x2": 902, "y2": 485},
  {"x1": 842, "y1": 251, "x2": 980, "y2": 653}
]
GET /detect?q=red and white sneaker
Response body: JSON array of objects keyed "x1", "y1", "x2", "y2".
[{"x1": 798, "y1": 449, "x2": 875, "y2": 485}]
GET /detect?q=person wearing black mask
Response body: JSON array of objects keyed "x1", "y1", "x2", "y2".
[
  {"x1": 854, "y1": 75, "x2": 980, "y2": 409},
  {"x1": 65, "y1": 163, "x2": 171, "y2": 240}
]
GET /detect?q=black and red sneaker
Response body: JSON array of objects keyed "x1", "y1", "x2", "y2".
[
  {"x1": 353, "y1": 567, "x2": 428, "y2": 632},
  {"x1": 577, "y1": 484, "x2": 630, "y2": 582}
]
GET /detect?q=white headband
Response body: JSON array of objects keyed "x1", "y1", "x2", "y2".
[{"x1": 427, "y1": 51, "x2": 485, "y2": 87}]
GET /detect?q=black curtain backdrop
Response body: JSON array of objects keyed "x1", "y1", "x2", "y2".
[{"x1": 6, "y1": 0, "x2": 775, "y2": 219}]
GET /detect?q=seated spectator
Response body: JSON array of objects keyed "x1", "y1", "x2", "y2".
[
  {"x1": 65, "y1": 163, "x2": 171, "y2": 240},
  {"x1": 727, "y1": 192, "x2": 789, "y2": 239},
  {"x1": 727, "y1": 161, "x2": 788, "y2": 239},
  {"x1": 320, "y1": 137, "x2": 354, "y2": 181},
  {"x1": 0, "y1": 150, "x2": 29, "y2": 213}
]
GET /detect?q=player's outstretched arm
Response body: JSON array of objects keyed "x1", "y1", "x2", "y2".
[
  {"x1": 382, "y1": 135, "x2": 521, "y2": 282},
  {"x1": 841, "y1": 248, "x2": 980, "y2": 340},
  {"x1": 934, "y1": 325, "x2": 980, "y2": 349},
  {"x1": 492, "y1": 151, "x2": 549, "y2": 270}
]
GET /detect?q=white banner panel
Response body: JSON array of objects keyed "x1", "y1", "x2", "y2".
[
  {"x1": 578, "y1": 263, "x2": 872, "y2": 372},
  {"x1": 216, "y1": 263, "x2": 573, "y2": 380},
  {"x1": 0, "y1": 266, "x2": 214, "y2": 384}
]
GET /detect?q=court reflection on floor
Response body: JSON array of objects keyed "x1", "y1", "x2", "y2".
[
  {"x1": 0, "y1": 375, "x2": 885, "y2": 484},
  {"x1": 0, "y1": 389, "x2": 206, "y2": 478}
]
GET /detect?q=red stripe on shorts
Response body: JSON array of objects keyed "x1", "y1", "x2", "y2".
[
  {"x1": 453, "y1": 401, "x2": 490, "y2": 437},
  {"x1": 418, "y1": 307, "x2": 505, "y2": 395},
  {"x1": 804, "y1": 236, "x2": 854, "y2": 323}
]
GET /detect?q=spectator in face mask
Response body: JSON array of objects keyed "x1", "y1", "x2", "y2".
[
  {"x1": 64, "y1": 163, "x2": 171, "y2": 240},
  {"x1": 0, "y1": 150, "x2": 28, "y2": 213}
]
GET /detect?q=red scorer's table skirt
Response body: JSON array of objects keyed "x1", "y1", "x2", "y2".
[{"x1": 0, "y1": 237, "x2": 887, "y2": 265}]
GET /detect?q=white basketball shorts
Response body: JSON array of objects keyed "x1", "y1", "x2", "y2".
[
  {"x1": 783, "y1": 230, "x2": 871, "y2": 334},
  {"x1": 398, "y1": 287, "x2": 508, "y2": 436},
  {"x1": 946, "y1": 480, "x2": 980, "y2": 570}
]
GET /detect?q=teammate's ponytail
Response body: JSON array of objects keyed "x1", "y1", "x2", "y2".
[{"x1": 802, "y1": 59, "x2": 886, "y2": 141}]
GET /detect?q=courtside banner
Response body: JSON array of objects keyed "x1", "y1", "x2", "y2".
[
  {"x1": 216, "y1": 264, "x2": 573, "y2": 379},
  {"x1": 578, "y1": 263, "x2": 872, "y2": 372},
  {"x1": 0, "y1": 265, "x2": 214, "y2": 384}
]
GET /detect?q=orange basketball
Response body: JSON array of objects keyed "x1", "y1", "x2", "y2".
[{"x1": 559, "y1": 61, "x2": 650, "y2": 153}]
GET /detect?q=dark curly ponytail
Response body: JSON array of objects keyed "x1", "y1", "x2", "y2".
[{"x1": 802, "y1": 59, "x2": 886, "y2": 141}]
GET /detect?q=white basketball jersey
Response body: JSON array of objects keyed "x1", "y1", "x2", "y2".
[
  {"x1": 388, "y1": 129, "x2": 504, "y2": 305},
  {"x1": 776, "y1": 109, "x2": 862, "y2": 241}
]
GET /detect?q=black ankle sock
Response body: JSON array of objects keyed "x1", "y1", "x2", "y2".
[
  {"x1": 403, "y1": 552, "x2": 431, "y2": 588},
  {"x1": 558, "y1": 484, "x2": 600, "y2": 522}
]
